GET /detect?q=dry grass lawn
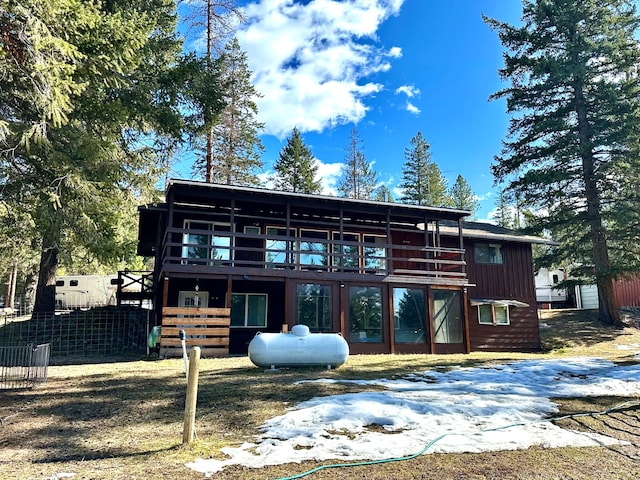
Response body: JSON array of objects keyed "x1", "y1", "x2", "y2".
[{"x1": 1, "y1": 309, "x2": 639, "y2": 480}]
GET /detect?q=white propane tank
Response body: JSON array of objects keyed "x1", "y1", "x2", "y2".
[{"x1": 248, "y1": 324, "x2": 349, "y2": 369}]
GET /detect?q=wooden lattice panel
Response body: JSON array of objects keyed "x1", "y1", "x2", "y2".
[{"x1": 160, "y1": 307, "x2": 230, "y2": 358}]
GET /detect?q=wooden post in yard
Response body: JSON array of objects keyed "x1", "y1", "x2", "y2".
[{"x1": 182, "y1": 346, "x2": 201, "y2": 444}]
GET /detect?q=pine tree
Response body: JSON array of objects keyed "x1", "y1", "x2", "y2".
[
  {"x1": 400, "y1": 132, "x2": 449, "y2": 206},
  {"x1": 449, "y1": 175, "x2": 479, "y2": 215},
  {"x1": 273, "y1": 127, "x2": 321, "y2": 194},
  {"x1": 493, "y1": 191, "x2": 515, "y2": 228},
  {"x1": 485, "y1": 0, "x2": 640, "y2": 327},
  {"x1": 1, "y1": 0, "x2": 200, "y2": 311},
  {"x1": 196, "y1": 37, "x2": 265, "y2": 186},
  {"x1": 374, "y1": 185, "x2": 394, "y2": 202},
  {"x1": 337, "y1": 129, "x2": 377, "y2": 200},
  {"x1": 180, "y1": 0, "x2": 243, "y2": 182}
]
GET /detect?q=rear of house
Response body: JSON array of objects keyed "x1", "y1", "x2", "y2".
[{"x1": 137, "y1": 180, "x2": 549, "y2": 356}]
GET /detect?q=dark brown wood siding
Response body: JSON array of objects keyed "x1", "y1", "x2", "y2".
[{"x1": 465, "y1": 240, "x2": 540, "y2": 352}]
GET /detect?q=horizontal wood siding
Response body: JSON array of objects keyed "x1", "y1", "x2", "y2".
[
  {"x1": 614, "y1": 275, "x2": 640, "y2": 307},
  {"x1": 466, "y1": 240, "x2": 540, "y2": 352},
  {"x1": 160, "y1": 307, "x2": 230, "y2": 357}
]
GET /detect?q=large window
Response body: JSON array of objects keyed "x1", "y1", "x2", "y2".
[
  {"x1": 230, "y1": 293, "x2": 267, "y2": 327},
  {"x1": 295, "y1": 284, "x2": 332, "y2": 332},
  {"x1": 474, "y1": 243, "x2": 503, "y2": 264},
  {"x1": 393, "y1": 288, "x2": 426, "y2": 343},
  {"x1": 265, "y1": 227, "x2": 295, "y2": 268},
  {"x1": 348, "y1": 286, "x2": 383, "y2": 343},
  {"x1": 478, "y1": 304, "x2": 510, "y2": 325},
  {"x1": 432, "y1": 289, "x2": 463, "y2": 344},
  {"x1": 182, "y1": 221, "x2": 231, "y2": 264},
  {"x1": 299, "y1": 229, "x2": 329, "y2": 268}
]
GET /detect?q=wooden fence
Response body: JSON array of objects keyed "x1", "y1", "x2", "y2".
[{"x1": 160, "y1": 307, "x2": 231, "y2": 358}]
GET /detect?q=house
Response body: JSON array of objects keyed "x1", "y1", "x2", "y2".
[{"x1": 136, "y1": 180, "x2": 554, "y2": 356}]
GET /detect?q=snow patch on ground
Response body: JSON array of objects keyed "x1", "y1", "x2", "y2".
[{"x1": 187, "y1": 357, "x2": 640, "y2": 476}]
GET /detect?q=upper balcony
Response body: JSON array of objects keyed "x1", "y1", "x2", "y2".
[
  {"x1": 139, "y1": 180, "x2": 472, "y2": 287},
  {"x1": 159, "y1": 225, "x2": 467, "y2": 285}
]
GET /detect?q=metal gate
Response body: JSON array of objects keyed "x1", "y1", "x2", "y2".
[{"x1": 0, "y1": 343, "x2": 51, "y2": 390}]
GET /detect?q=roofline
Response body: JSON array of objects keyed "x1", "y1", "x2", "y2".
[
  {"x1": 166, "y1": 179, "x2": 472, "y2": 218},
  {"x1": 439, "y1": 224, "x2": 559, "y2": 246}
]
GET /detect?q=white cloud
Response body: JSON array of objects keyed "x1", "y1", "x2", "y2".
[
  {"x1": 316, "y1": 159, "x2": 344, "y2": 196},
  {"x1": 395, "y1": 84, "x2": 420, "y2": 98},
  {"x1": 406, "y1": 102, "x2": 420, "y2": 115},
  {"x1": 388, "y1": 46, "x2": 402, "y2": 58},
  {"x1": 395, "y1": 84, "x2": 421, "y2": 115},
  {"x1": 237, "y1": 0, "x2": 405, "y2": 138}
]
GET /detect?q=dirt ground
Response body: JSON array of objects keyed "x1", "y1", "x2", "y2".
[{"x1": 1, "y1": 309, "x2": 639, "y2": 480}]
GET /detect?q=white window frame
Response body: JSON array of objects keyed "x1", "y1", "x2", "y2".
[
  {"x1": 230, "y1": 293, "x2": 268, "y2": 328},
  {"x1": 478, "y1": 303, "x2": 510, "y2": 325},
  {"x1": 181, "y1": 220, "x2": 232, "y2": 264}
]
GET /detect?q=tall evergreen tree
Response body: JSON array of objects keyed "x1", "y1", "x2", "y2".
[
  {"x1": 194, "y1": 37, "x2": 265, "y2": 185},
  {"x1": 0, "y1": 0, "x2": 207, "y2": 311},
  {"x1": 485, "y1": 0, "x2": 640, "y2": 327},
  {"x1": 180, "y1": 0, "x2": 243, "y2": 182},
  {"x1": 492, "y1": 191, "x2": 516, "y2": 228},
  {"x1": 449, "y1": 175, "x2": 479, "y2": 215},
  {"x1": 337, "y1": 129, "x2": 377, "y2": 200},
  {"x1": 374, "y1": 185, "x2": 394, "y2": 202},
  {"x1": 400, "y1": 132, "x2": 449, "y2": 206},
  {"x1": 273, "y1": 127, "x2": 321, "y2": 194}
]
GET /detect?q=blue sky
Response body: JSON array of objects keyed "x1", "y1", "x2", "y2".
[{"x1": 178, "y1": 0, "x2": 525, "y2": 221}]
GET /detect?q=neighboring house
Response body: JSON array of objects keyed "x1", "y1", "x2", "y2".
[{"x1": 137, "y1": 180, "x2": 554, "y2": 355}]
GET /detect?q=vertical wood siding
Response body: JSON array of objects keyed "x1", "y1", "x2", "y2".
[
  {"x1": 614, "y1": 275, "x2": 640, "y2": 307},
  {"x1": 465, "y1": 240, "x2": 541, "y2": 352}
]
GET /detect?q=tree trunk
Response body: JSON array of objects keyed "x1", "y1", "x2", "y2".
[
  {"x1": 33, "y1": 235, "x2": 58, "y2": 313},
  {"x1": 573, "y1": 75, "x2": 622, "y2": 328},
  {"x1": 5, "y1": 261, "x2": 17, "y2": 309}
]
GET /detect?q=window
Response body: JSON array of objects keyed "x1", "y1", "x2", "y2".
[
  {"x1": 56, "y1": 280, "x2": 65, "y2": 287},
  {"x1": 265, "y1": 227, "x2": 295, "y2": 268},
  {"x1": 296, "y1": 284, "x2": 332, "y2": 332},
  {"x1": 299, "y1": 229, "x2": 329, "y2": 268},
  {"x1": 70, "y1": 280, "x2": 79, "y2": 287},
  {"x1": 363, "y1": 235, "x2": 387, "y2": 273},
  {"x1": 182, "y1": 221, "x2": 231, "y2": 264},
  {"x1": 478, "y1": 304, "x2": 510, "y2": 325},
  {"x1": 348, "y1": 286, "x2": 383, "y2": 343},
  {"x1": 432, "y1": 289, "x2": 463, "y2": 344},
  {"x1": 230, "y1": 293, "x2": 267, "y2": 327},
  {"x1": 393, "y1": 288, "x2": 426, "y2": 343},
  {"x1": 332, "y1": 232, "x2": 360, "y2": 271},
  {"x1": 474, "y1": 243, "x2": 503, "y2": 264}
]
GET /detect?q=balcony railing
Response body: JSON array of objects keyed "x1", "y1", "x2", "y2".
[{"x1": 160, "y1": 227, "x2": 466, "y2": 282}]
